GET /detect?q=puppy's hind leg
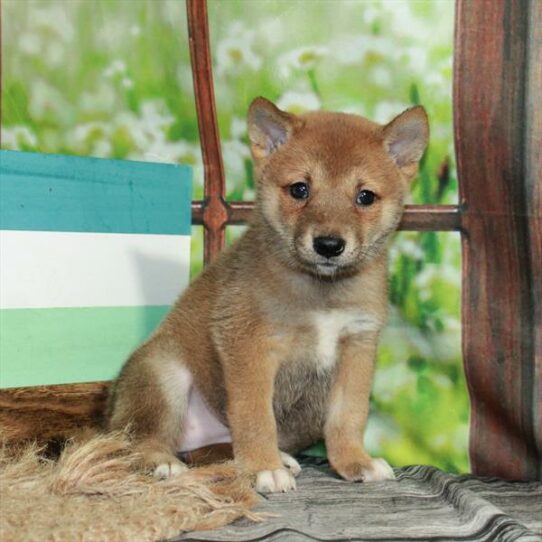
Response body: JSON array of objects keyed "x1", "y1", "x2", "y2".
[{"x1": 108, "y1": 342, "x2": 192, "y2": 479}]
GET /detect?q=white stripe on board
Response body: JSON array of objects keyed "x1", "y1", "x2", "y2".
[{"x1": 0, "y1": 230, "x2": 190, "y2": 309}]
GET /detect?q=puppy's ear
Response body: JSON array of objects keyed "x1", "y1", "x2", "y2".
[
  {"x1": 247, "y1": 97, "x2": 301, "y2": 160},
  {"x1": 382, "y1": 106, "x2": 429, "y2": 181}
]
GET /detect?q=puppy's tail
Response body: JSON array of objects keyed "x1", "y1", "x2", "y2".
[
  {"x1": 180, "y1": 443, "x2": 266, "y2": 504},
  {"x1": 181, "y1": 442, "x2": 234, "y2": 467}
]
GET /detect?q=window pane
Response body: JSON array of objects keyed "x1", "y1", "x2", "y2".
[
  {"x1": 2, "y1": 0, "x2": 467, "y2": 473},
  {"x1": 1, "y1": 0, "x2": 204, "y2": 197},
  {"x1": 372, "y1": 231, "x2": 467, "y2": 473},
  {"x1": 208, "y1": 0, "x2": 457, "y2": 204}
]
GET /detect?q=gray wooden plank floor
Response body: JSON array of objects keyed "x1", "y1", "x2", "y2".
[{"x1": 174, "y1": 459, "x2": 542, "y2": 542}]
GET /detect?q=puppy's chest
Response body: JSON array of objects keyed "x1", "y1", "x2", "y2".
[{"x1": 273, "y1": 308, "x2": 381, "y2": 370}]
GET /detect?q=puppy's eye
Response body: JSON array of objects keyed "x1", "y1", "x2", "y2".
[
  {"x1": 289, "y1": 182, "x2": 310, "y2": 200},
  {"x1": 356, "y1": 189, "x2": 376, "y2": 206}
]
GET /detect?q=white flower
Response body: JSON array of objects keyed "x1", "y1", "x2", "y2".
[
  {"x1": 29, "y1": 80, "x2": 72, "y2": 122},
  {"x1": 364, "y1": 413, "x2": 399, "y2": 454},
  {"x1": 177, "y1": 65, "x2": 195, "y2": 94},
  {"x1": 414, "y1": 263, "x2": 460, "y2": 291},
  {"x1": 115, "y1": 100, "x2": 175, "y2": 152},
  {"x1": 73, "y1": 122, "x2": 110, "y2": 145},
  {"x1": 222, "y1": 140, "x2": 251, "y2": 181},
  {"x1": 70, "y1": 122, "x2": 111, "y2": 154},
  {"x1": 19, "y1": 33, "x2": 41, "y2": 55},
  {"x1": 453, "y1": 424, "x2": 469, "y2": 448},
  {"x1": 137, "y1": 140, "x2": 201, "y2": 167},
  {"x1": 256, "y1": 18, "x2": 284, "y2": 47},
  {"x1": 371, "y1": 65, "x2": 392, "y2": 87},
  {"x1": 159, "y1": 0, "x2": 184, "y2": 23},
  {"x1": 373, "y1": 363, "x2": 417, "y2": 401},
  {"x1": 419, "y1": 288, "x2": 431, "y2": 302},
  {"x1": 276, "y1": 91, "x2": 321, "y2": 114},
  {"x1": 441, "y1": 55, "x2": 453, "y2": 72},
  {"x1": 394, "y1": 47, "x2": 428, "y2": 75},
  {"x1": 429, "y1": 318, "x2": 461, "y2": 361},
  {"x1": 104, "y1": 60, "x2": 127, "y2": 78},
  {"x1": 140, "y1": 100, "x2": 175, "y2": 132},
  {"x1": 398, "y1": 239, "x2": 425, "y2": 261},
  {"x1": 435, "y1": 374, "x2": 453, "y2": 389},
  {"x1": 121, "y1": 78, "x2": 134, "y2": 89},
  {"x1": 19, "y1": 32, "x2": 66, "y2": 66},
  {"x1": 383, "y1": 308, "x2": 435, "y2": 359},
  {"x1": 243, "y1": 188, "x2": 256, "y2": 200},
  {"x1": 97, "y1": 20, "x2": 132, "y2": 49},
  {"x1": 384, "y1": 1, "x2": 433, "y2": 44},
  {"x1": 1, "y1": 126, "x2": 38, "y2": 150},
  {"x1": 230, "y1": 117, "x2": 247, "y2": 139},
  {"x1": 414, "y1": 265, "x2": 438, "y2": 291},
  {"x1": 279, "y1": 46, "x2": 328, "y2": 78},
  {"x1": 333, "y1": 35, "x2": 394, "y2": 66},
  {"x1": 333, "y1": 36, "x2": 365, "y2": 65},
  {"x1": 45, "y1": 42, "x2": 65, "y2": 67},
  {"x1": 130, "y1": 25, "x2": 141, "y2": 37},
  {"x1": 441, "y1": 315, "x2": 461, "y2": 333},
  {"x1": 431, "y1": 434, "x2": 448, "y2": 448},
  {"x1": 432, "y1": 123, "x2": 451, "y2": 141},
  {"x1": 92, "y1": 139, "x2": 113, "y2": 157},
  {"x1": 216, "y1": 24, "x2": 261, "y2": 77},
  {"x1": 114, "y1": 113, "x2": 149, "y2": 149},
  {"x1": 425, "y1": 70, "x2": 450, "y2": 96},
  {"x1": 29, "y1": 5, "x2": 74, "y2": 43},
  {"x1": 79, "y1": 84, "x2": 116, "y2": 114},
  {"x1": 362, "y1": 7, "x2": 380, "y2": 26}
]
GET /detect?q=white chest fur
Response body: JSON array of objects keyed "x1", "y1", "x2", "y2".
[{"x1": 311, "y1": 309, "x2": 381, "y2": 370}]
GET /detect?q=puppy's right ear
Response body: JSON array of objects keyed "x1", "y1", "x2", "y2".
[{"x1": 247, "y1": 97, "x2": 300, "y2": 160}]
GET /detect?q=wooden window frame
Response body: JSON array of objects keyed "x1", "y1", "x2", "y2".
[{"x1": 0, "y1": 0, "x2": 540, "y2": 481}]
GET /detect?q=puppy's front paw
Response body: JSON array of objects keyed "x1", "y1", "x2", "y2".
[
  {"x1": 337, "y1": 457, "x2": 395, "y2": 482},
  {"x1": 280, "y1": 451, "x2": 302, "y2": 477},
  {"x1": 153, "y1": 458, "x2": 188, "y2": 480},
  {"x1": 255, "y1": 468, "x2": 297, "y2": 493}
]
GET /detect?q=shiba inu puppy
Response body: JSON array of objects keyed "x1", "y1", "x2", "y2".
[{"x1": 107, "y1": 97, "x2": 429, "y2": 493}]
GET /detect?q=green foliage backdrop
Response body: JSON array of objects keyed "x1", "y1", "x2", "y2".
[{"x1": 2, "y1": 0, "x2": 468, "y2": 472}]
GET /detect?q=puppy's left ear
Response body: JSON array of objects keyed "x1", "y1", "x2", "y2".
[{"x1": 382, "y1": 106, "x2": 429, "y2": 181}]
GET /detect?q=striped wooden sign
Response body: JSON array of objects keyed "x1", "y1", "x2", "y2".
[{"x1": 0, "y1": 150, "x2": 192, "y2": 388}]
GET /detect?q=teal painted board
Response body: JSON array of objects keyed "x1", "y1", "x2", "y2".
[
  {"x1": 0, "y1": 305, "x2": 170, "y2": 387},
  {"x1": 0, "y1": 150, "x2": 191, "y2": 387},
  {"x1": 0, "y1": 150, "x2": 192, "y2": 235}
]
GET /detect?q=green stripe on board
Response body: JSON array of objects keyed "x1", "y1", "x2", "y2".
[
  {"x1": 0, "y1": 150, "x2": 192, "y2": 235},
  {"x1": 0, "y1": 305, "x2": 170, "y2": 388}
]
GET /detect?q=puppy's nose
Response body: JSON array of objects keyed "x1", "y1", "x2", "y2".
[{"x1": 313, "y1": 236, "x2": 346, "y2": 258}]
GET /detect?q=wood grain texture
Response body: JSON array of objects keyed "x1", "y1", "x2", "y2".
[
  {"x1": 177, "y1": 461, "x2": 542, "y2": 541},
  {"x1": 454, "y1": 0, "x2": 540, "y2": 480},
  {"x1": 192, "y1": 202, "x2": 461, "y2": 231},
  {"x1": 0, "y1": 382, "x2": 109, "y2": 443},
  {"x1": 525, "y1": 0, "x2": 542, "y2": 480},
  {"x1": 186, "y1": 0, "x2": 228, "y2": 264}
]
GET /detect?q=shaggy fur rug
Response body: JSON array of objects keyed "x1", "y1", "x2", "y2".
[{"x1": 0, "y1": 431, "x2": 262, "y2": 542}]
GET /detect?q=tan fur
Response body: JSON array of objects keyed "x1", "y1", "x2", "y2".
[{"x1": 107, "y1": 97, "x2": 429, "y2": 492}]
